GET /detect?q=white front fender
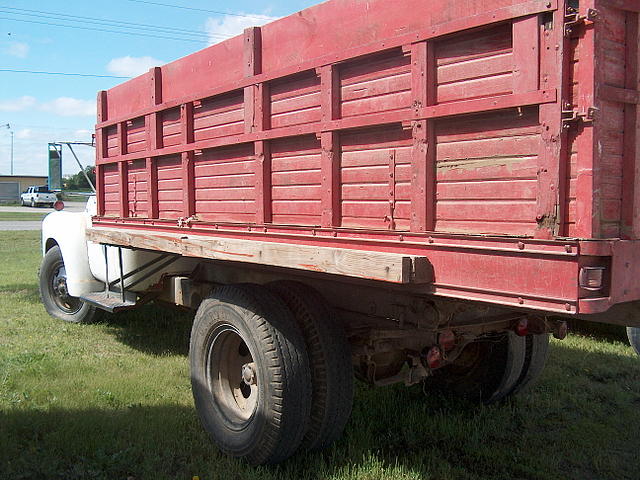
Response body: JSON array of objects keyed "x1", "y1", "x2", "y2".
[{"x1": 41, "y1": 211, "x2": 102, "y2": 297}]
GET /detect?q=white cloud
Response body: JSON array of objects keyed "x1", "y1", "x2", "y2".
[
  {"x1": 0, "y1": 96, "x2": 37, "y2": 112},
  {"x1": 3, "y1": 41, "x2": 29, "y2": 58},
  {"x1": 40, "y1": 97, "x2": 96, "y2": 117},
  {"x1": 205, "y1": 13, "x2": 279, "y2": 45},
  {"x1": 16, "y1": 129, "x2": 32, "y2": 139},
  {"x1": 106, "y1": 56, "x2": 165, "y2": 77}
]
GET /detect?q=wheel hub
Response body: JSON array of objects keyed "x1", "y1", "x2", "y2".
[
  {"x1": 207, "y1": 327, "x2": 259, "y2": 424},
  {"x1": 241, "y1": 363, "x2": 257, "y2": 385}
]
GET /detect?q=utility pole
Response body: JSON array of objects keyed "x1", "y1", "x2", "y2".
[{"x1": 3, "y1": 124, "x2": 13, "y2": 175}]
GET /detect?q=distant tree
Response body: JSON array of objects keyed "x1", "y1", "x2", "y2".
[{"x1": 63, "y1": 166, "x2": 95, "y2": 191}]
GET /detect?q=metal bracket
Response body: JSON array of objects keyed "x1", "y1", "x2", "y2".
[
  {"x1": 564, "y1": 8, "x2": 599, "y2": 36},
  {"x1": 562, "y1": 106, "x2": 598, "y2": 128}
]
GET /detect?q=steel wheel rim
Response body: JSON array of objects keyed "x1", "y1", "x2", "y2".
[
  {"x1": 206, "y1": 324, "x2": 258, "y2": 427},
  {"x1": 49, "y1": 262, "x2": 82, "y2": 314}
]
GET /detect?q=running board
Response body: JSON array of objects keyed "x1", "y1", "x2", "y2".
[{"x1": 80, "y1": 291, "x2": 137, "y2": 312}]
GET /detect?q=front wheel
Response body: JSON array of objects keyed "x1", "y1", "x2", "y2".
[
  {"x1": 628, "y1": 327, "x2": 640, "y2": 356},
  {"x1": 190, "y1": 284, "x2": 312, "y2": 465},
  {"x1": 39, "y1": 246, "x2": 100, "y2": 323}
]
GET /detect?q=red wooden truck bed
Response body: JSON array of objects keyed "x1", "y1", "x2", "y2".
[{"x1": 89, "y1": 0, "x2": 640, "y2": 317}]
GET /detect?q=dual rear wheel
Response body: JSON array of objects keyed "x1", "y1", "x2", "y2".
[
  {"x1": 189, "y1": 282, "x2": 354, "y2": 465},
  {"x1": 427, "y1": 332, "x2": 550, "y2": 403}
]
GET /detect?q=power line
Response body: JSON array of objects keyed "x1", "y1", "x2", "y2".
[
  {"x1": 124, "y1": 0, "x2": 275, "y2": 20},
  {"x1": 0, "y1": 16, "x2": 205, "y2": 43},
  {"x1": 0, "y1": 6, "x2": 215, "y2": 40},
  {"x1": 0, "y1": 69, "x2": 130, "y2": 79}
]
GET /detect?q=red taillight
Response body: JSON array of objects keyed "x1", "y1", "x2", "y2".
[
  {"x1": 438, "y1": 330, "x2": 456, "y2": 351},
  {"x1": 424, "y1": 346, "x2": 443, "y2": 369},
  {"x1": 579, "y1": 266, "x2": 605, "y2": 291},
  {"x1": 514, "y1": 318, "x2": 529, "y2": 336},
  {"x1": 53, "y1": 200, "x2": 64, "y2": 211}
]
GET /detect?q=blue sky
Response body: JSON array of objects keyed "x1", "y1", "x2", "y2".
[{"x1": 0, "y1": 0, "x2": 316, "y2": 177}]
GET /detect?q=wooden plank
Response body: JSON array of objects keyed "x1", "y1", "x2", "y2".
[
  {"x1": 118, "y1": 161, "x2": 129, "y2": 217},
  {"x1": 86, "y1": 226, "x2": 431, "y2": 284},
  {"x1": 621, "y1": 11, "x2": 640, "y2": 237},
  {"x1": 410, "y1": 41, "x2": 436, "y2": 232},
  {"x1": 255, "y1": 140, "x2": 272, "y2": 223},
  {"x1": 150, "y1": 66, "x2": 162, "y2": 105},
  {"x1": 536, "y1": 4, "x2": 569, "y2": 238},
  {"x1": 512, "y1": 15, "x2": 540, "y2": 93},
  {"x1": 145, "y1": 157, "x2": 158, "y2": 218},
  {"x1": 255, "y1": 82, "x2": 270, "y2": 131},
  {"x1": 321, "y1": 131, "x2": 340, "y2": 227},
  {"x1": 117, "y1": 122, "x2": 128, "y2": 156},
  {"x1": 180, "y1": 102, "x2": 194, "y2": 144},
  {"x1": 319, "y1": 64, "x2": 340, "y2": 121},
  {"x1": 181, "y1": 151, "x2": 195, "y2": 218},
  {"x1": 97, "y1": 90, "x2": 108, "y2": 123},
  {"x1": 96, "y1": 164, "x2": 106, "y2": 216}
]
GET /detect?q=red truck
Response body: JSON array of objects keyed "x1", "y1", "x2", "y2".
[{"x1": 39, "y1": 0, "x2": 640, "y2": 465}]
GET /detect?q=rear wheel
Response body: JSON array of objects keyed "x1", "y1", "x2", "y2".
[
  {"x1": 428, "y1": 332, "x2": 536, "y2": 403},
  {"x1": 627, "y1": 327, "x2": 640, "y2": 356},
  {"x1": 39, "y1": 246, "x2": 100, "y2": 323},
  {"x1": 190, "y1": 284, "x2": 312, "y2": 465},
  {"x1": 269, "y1": 281, "x2": 354, "y2": 451}
]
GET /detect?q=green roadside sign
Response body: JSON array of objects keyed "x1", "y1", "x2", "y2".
[{"x1": 48, "y1": 143, "x2": 62, "y2": 190}]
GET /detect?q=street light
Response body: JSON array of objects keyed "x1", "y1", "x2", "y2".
[{"x1": 3, "y1": 123, "x2": 13, "y2": 175}]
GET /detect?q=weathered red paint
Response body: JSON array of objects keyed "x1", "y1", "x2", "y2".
[{"x1": 93, "y1": 0, "x2": 640, "y2": 316}]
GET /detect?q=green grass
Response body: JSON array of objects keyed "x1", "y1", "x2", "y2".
[
  {"x1": 0, "y1": 211, "x2": 49, "y2": 221},
  {"x1": 1, "y1": 230, "x2": 639, "y2": 480}
]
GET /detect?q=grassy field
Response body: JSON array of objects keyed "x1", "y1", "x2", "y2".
[
  {"x1": 0, "y1": 211, "x2": 49, "y2": 221},
  {"x1": 1, "y1": 230, "x2": 639, "y2": 480}
]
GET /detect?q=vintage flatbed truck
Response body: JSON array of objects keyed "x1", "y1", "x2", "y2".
[{"x1": 39, "y1": 0, "x2": 640, "y2": 465}]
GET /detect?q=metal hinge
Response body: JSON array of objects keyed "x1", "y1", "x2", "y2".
[
  {"x1": 564, "y1": 8, "x2": 599, "y2": 36},
  {"x1": 562, "y1": 106, "x2": 598, "y2": 128}
]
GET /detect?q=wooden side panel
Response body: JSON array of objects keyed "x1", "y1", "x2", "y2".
[
  {"x1": 126, "y1": 117, "x2": 147, "y2": 154},
  {"x1": 156, "y1": 154, "x2": 183, "y2": 219},
  {"x1": 126, "y1": 159, "x2": 148, "y2": 217},
  {"x1": 193, "y1": 144, "x2": 256, "y2": 223},
  {"x1": 435, "y1": 24, "x2": 513, "y2": 103},
  {"x1": 102, "y1": 163, "x2": 120, "y2": 216},
  {"x1": 340, "y1": 125, "x2": 413, "y2": 230},
  {"x1": 340, "y1": 49, "x2": 411, "y2": 118},
  {"x1": 434, "y1": 107, "x2": 541, "y2": 235},
  {"x1": 193, "y1": 91, "x2": 244, "y2": 142},
  {"x1": 161, "y1": 107, "x2": 182, "y2": 147},
  {"x1": 105, "y1": 125, "x2": 118, "y2": 158},
  {"x1": 597, "y1": 3, "x2": 627, "y2": 237},
  {"x1": 270, "y1": 135, "x2": 322, "y2": 225},
  {"x1": 270, "y1": 71, "x2": 321, "y2": 129}
]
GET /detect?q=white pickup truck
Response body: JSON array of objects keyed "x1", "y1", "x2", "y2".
[{"x1": 21, "y1": 186, "x2": 57, "y2": 208}]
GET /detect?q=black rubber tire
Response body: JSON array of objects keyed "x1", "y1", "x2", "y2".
[
  {"x1": 269, "y1": 281, "x2": 353, "y2": 451},
  {"x1": 189, "y1": 284, "x2": 312, "y2": 465},
  {"x1": 39, "y1": 246, "x2": 100, "y2": 323},
  {"x1": 627, "y1": 327, "x2": 640, "y2": 356},
  {"x1": 510, "y1": 333, "x2": 550, "y2": 395},
  {"x1": 428, "y1": 332, "x2": 526, "y2": 404}
]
